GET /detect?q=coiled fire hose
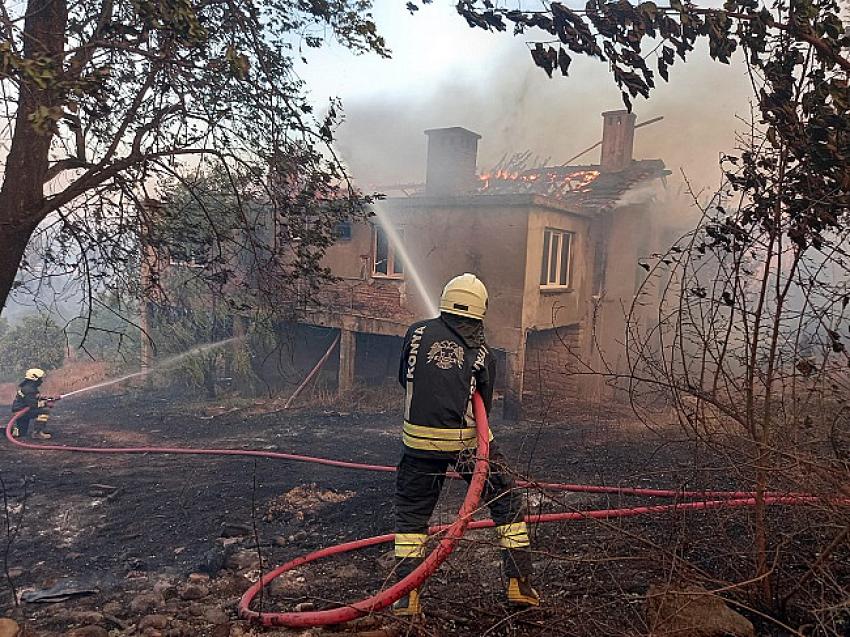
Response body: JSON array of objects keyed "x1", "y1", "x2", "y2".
[{"x1": 4, "y1": 396, "x2": 842, "y2": 629}]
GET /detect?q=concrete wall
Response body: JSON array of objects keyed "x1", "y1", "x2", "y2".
[
  {"x1": 387, "y1": 202, "x2": 530, "y2": 352},
  {"x1": 318, "y1": 194, "x2": 605, "y2": 417},
  {"x1": 323, "y1": 196, "x2": 536, "y2": 355},
  {"x1": 323, "y1": 220, "x2": 376, "y2": 280},
  {"x1": 523, "y1": 325, "x2": 584, "y2": 417}
]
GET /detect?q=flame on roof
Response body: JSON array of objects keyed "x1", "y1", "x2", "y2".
[{"x1": 478, "y1": 167, "x2": 601, "y2": 198}]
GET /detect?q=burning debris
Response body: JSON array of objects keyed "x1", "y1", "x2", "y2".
[
  {"x1": 478, "y1": 151, "x2": 600, "y2": 198},
  {"x1": 478, "y1": 166, "x2": 601, "y2": 197}
]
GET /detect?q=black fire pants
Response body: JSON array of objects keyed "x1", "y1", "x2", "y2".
[
  {"x1": 11, "y1": 408, "x2": 48, "y2": 437},
  {"x1": 394, "y1": 445, "x2": 533, "y2": 580}
]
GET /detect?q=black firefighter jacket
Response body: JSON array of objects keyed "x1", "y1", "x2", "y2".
[
  {"x1": 398, "y1": 314, "x2": 496, "y2": 459},
  {"x1": 11, "y1": 379, "x2": 42, "y2": 413}
]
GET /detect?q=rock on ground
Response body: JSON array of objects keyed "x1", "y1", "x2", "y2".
[
  {"x1": 137, "y1": 614, "x2": 169, "y2": 631},
  {"x1": 0, "y1": 618, "x2": 18, "y2": 637},
  {"x1": 211, "y1": 624, "x2": 231, "y2": 637},
  {"x1": 225, "y1": 549, "x2": 261, "y2": 572},
  {"x1": 204, "y1": 607, "x2": 230, "y2": 625},
  {"x1": 646, "y1": 584, "x2": 755, "y2": 637},
  {"x1": 68, "y1": 627, "x2": 109, "y2": 637},
  {"x1": 178, "y1": 583, "x2": 210, "y2": 601},
  {"x1": 130, "y1": 592, "x2": 165, "y2": 614}
]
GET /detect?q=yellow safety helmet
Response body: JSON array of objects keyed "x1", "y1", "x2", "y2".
[
  {"x1": 25, "y1": 368, "x2": 46, "y2": 381},
  {"x1": 439, "y1": 273, "x2": 488, "y2": 321}
]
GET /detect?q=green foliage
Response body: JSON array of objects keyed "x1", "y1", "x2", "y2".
[
  {"x1": 1, "y1": 0, "x2": 386, "y2": 320},
  {"x1": 147, "y1": 303, "x2": 263, "y2": 399},
  {"x1": 0, "y1": 316, "x2": 65, "y2": 382}
]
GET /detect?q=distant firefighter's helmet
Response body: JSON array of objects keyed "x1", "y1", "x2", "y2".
[
  {"x1": 25, "y1": 368, "x2": 46, "y2": 382},
  {"x1": 439, "y1": 273, "x2": 488, "y2": 321}
]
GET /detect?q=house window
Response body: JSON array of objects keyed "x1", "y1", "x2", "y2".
[
  {"x1": 168, "y1": 245, "x2": 208, "y2": 269},
  {"x1": 372, "y1": 225, "x2": 404, "y2": 278},
  {"x1": 336, "y1": 221, "x2": 352, "y2": 241},
  {"x1": 540, "y1": 228, "x2": 572, "y2": 288}
]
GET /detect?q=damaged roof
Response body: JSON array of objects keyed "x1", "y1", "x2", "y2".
[
  {"x1": 378, "y1": 159, "x2": 669, "y2": 212},
  {"x1": 477, "y1": 160, "x2": 669, "y2": 211}
]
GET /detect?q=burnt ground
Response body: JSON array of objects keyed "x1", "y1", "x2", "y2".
[{"x1": 0, "y1": 390, "x2": 846, "y2": 636}]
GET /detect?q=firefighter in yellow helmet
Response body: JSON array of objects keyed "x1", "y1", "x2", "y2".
[
  {"x1": 10, "y1": 368, "x2": 55, "y2": 440},
  {"x1": 392, "y1": 273, "x2": 539, "y2": 617}
]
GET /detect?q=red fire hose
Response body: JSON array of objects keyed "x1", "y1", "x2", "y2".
[
  {"x1": 238, "y1": 495, "x2": 819, "y2": 626},
  {"x1": 5, "y1": 407, "x2": 395, "y2": 473},
  {"x1": 4, "y1": 399, "x2": 842, "y2": 629},
  {"x1": 3, "y1": 407, "x2": 807, "y2": 501}
]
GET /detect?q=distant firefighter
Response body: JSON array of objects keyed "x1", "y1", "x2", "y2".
[
  {"x1": 392, "y1": 273, "x2": 540, "y2": 617},
  {"x1": 11, "y1": 368, "x2": 56, "y2": 440}
]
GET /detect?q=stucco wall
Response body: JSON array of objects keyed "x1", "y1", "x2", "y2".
[
  {"x1": 322, "y1": 220, "x2": 373, "y2": 280},
  {"x1": 320, "y1": 194, "x2": 604, "y2": 361},
  {"x1": 593, "y1": 204, "x2": 653, "y2": 375},
  {"x1": 315, "y1": 191, "x2": 665, "y2": 412},
  {"x1": 524, "y1": 209, "x2": 593, "y2": 330}
]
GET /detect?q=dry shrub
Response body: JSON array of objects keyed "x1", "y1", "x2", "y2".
[{"x1": 40, "y1": 360, "x2": 111, "y2": 397}]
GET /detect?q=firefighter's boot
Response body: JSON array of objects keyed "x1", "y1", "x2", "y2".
[
  {"x1": 501, "y1": 542, "x2": 539, "y2": 607},
  {"x1": 392, "y1": 551, "x2": 424, "y2": 618},
  {"x1": 10, "y1": 425, "x2": 20, "y2": 438},
  {"x1": 507, "y1": 576, "x2": 540, "y2": 607},
  {"x1": 31, "y1": 413, "x2": 52, "y2": 440},
  {"x1": 392, "y1": 588, "x2": 422, "y2": 616}
]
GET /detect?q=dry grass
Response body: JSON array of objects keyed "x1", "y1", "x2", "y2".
[
  {"x1": 305, "y1": 384, "x2": 400, "y2": 412},
  {"x1": 0, "y1": 359, "x2": 112, "y2": 402},
  {"x1": 42, "y1": 360, "x2": 112, "y2": 396}
]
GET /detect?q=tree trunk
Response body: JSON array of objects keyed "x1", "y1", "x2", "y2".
[
  {"x1": 203, "y1": 358, "x2": 217, "y2": 399},
  {"x1": 754, "y1": 452, "x2": 772, "y2": 605},
  {"x1": 0, "y1": 0, "x2": 67, "y2": 312},
  {"x1": 0, "y1": 229, "x2": 30, "y2": 313}
]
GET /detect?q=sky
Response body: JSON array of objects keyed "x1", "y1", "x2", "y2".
[{"x1": 293, "y1": 0, "x2": 755, "y2": 195}]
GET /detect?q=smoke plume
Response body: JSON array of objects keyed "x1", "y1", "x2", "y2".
[{"x1": 334, "y1": 42, "x2": 753, "y2": 195}]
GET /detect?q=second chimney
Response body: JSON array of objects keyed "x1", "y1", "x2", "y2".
[
  {"x1": 600, "y1": 110, "x2": 636, "y2": 173},
  {"x1": 424, "y1": 127, "x2": 481, "y2": 196}
]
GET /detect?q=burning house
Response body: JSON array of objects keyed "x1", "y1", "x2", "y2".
[{"x1": 295, "y1": 110, "x2": 673, "y2": 418}]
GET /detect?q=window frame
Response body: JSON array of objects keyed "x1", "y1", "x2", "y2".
[
  {"x1": 168, "y1": 247, "x2": 207, "y2": 269},
  {"x1": 371, "y1": 224, "x2": 405, "y2": 280},
  {"x1": 539, "y1": 228, "x2": 573, "y2": 289},
  {"x1": 335, "y1": 221, "x2": 352, "y2": 241}
]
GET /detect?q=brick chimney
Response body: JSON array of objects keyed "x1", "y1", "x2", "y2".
[
  {"x1": 600, "y1": 110, "x2": 636, "y2": 173},
  {"x1": 424, "y1": 127, "x2": 481, "y2": 196}
]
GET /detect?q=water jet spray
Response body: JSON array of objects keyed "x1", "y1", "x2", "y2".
[
  {"x1": 372, "y1": 203, "x2": 438, "y2": 317},
  {"x1": 60, "y1": 336, "x2": 244, "y2": 399}
]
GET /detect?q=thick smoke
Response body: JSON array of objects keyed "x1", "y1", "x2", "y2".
[{"x1": 334, "y1": 42, "x2": 753, "y2": 195}]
